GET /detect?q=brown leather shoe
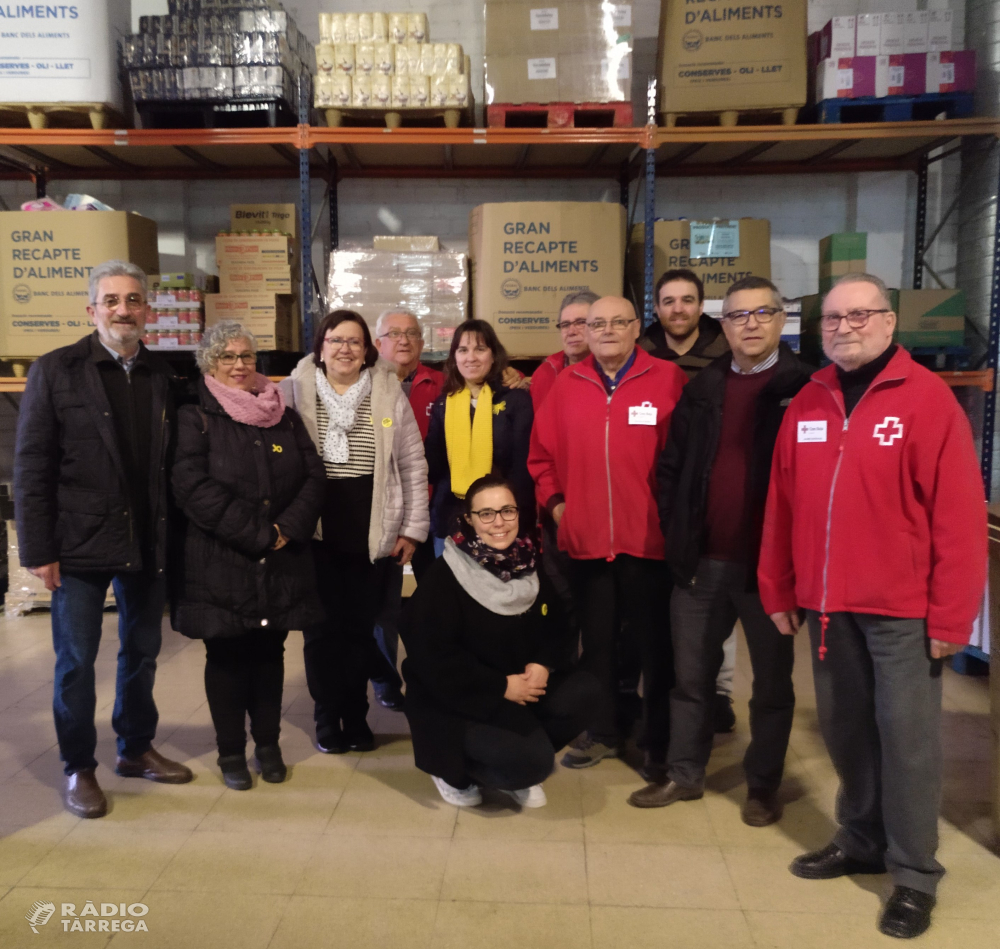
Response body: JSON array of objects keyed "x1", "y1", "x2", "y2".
[
  {"x1": 115, "y1": 747, "x2": 193, "y2": 784},
  {"x1": 741, "y1": 788, "x2": 783, "y2": 827},
  {"x1": 64, "y1": 770, "x2": 107, "y2": 819},
  {"x1": 628, "y1": 779, "x2": 704, "y2": 809}
]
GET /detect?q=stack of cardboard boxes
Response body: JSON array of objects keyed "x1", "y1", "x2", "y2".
[
  {"x1": 144, "y1": 272, "x2": 213, "y2": 351},
  {"x1": 205, "y1": 204, "x2": 300, "y2": 352},
  {"x1": 812, "y1": 12, "x2": 974, "y2": 101}
]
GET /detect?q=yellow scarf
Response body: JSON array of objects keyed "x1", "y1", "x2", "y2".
[{"x1": 445, "y1": 383, "x2": 493, "y2": 498}]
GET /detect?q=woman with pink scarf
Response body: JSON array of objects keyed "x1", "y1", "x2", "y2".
[{"x1": 171, "y1": 320, "x2": 326, "y2": 790}]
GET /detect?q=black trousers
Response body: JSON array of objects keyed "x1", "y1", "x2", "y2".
[
  {"x1": 204, "y1": 630, "x2": 288, "y2": 758},
  {"x1": 667, "y1": 558, "x2": 795, "y2": 790},
  {"x1": 303, "y1": 543, "x2": 392, "y2": 740},
  {"x1": 461, "y1": 669, "x2": 601, "y2": 790},
  {"x1": 807, "y1": 610, "x2": 945, "y2": 895},
  {"x1": 410, "y1": 537, "x2": 437, "y2": 583},
  {"x1": 372, "y1": 560, "x2": 404, "y2": 691},
  {"x1": 569, "y1": 555, "x2": 673, "y2": 755}
]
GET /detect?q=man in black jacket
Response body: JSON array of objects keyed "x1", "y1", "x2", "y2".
[
  {"x1": 629, "y1": 275, "x2": 812, "y2": 825},
  {"x1": 14, "y1": 260, "x2": 193, "y2": 819}
]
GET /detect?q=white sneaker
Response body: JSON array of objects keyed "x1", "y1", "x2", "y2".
[
  {"x1": 500, "y1": 785, "x2": 548, "y2": 808},
  {"x1": 431, "y1": 775, "x2": 482, "y2": 807}
]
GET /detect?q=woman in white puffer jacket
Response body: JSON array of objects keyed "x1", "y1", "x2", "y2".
[{"x1": 281, "y1": 309, "x2": 429, "y2": 754}]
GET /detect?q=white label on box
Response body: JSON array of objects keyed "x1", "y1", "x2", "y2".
[
  {"x1": 0, "y1": 58, "x2": 91, "y2": 79},
  {"x1": 689, "y1": 220, "x2": 739, "y2": 258},
  {"x1": 158, "y1": 337, "x2": 180, "y2": 349},
  {"x1": 157, "y1": 315, "x2": 180, "y2": 328},
  {"x1": 890, "y1": 65, "x2": 905, "y2": 89},
  {"x1": 529, "y1": 8, "x2": 559, "y2": 30},
  {"x1": 837, "y1": 68, "x2": 854, "y2": 91},
  {"x1": 527, "y1": 57, "x2": 557, "y2": 80},
  {"x1": 611, "y1": 4, "x2": 632, "y2": 28},
  {"x1": 940, "y1": 61, "x2": 955, "y2": 87}
]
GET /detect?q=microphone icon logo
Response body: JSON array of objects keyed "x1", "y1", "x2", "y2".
[{"x1": 25, "y1": 901, "x2": 56, "y2": 934}]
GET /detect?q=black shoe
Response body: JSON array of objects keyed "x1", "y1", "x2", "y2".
[
  {"x1": 878, "y1": 886, "x2": 936, "y2": 939},
  {"x1": 789, "y1": 842, "x2": 887, "y2": 880},
  {"x1": 372, "y1": 680, "x2": 405, "y2": 711},
  {"x1": 218, "y1": 755, "x2": 252, "y2": 791},
  {"x1": 714, "y1": 693, "x2": 736, "y2": 733},
  {"x1": 315, "y1": 728, "x2": 348, "y2": 755},
  {"x1": 344, "y1": 722, "x2": 375, "y2": 752},
  {"x1": 253, "y1": 744, "x2": 287, "y2": 783}
]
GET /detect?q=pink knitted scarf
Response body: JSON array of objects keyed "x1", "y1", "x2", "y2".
[{"x1": 203, "y1": 372, "x2": 286, "y2": 428}]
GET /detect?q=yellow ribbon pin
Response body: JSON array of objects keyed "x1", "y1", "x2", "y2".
[
  {"x1": 272, "y1": 444, "x2": 282, "y2": 453},
  {"x1": 382, "y1": 417, "x2": 393, "y2": 428},
  {"x1": 541, "y1": 603, "x2": 548, "y2": 616},
  {"x1": 493, "y1": 401, "x2": 506, "y2": 416}
]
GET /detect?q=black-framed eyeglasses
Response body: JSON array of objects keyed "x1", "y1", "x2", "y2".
[
  {"x1": 587, "y1": 317, "x2": 638, "y2": 332},
  {"x1": 470, "y1": 505, "x2": 518, "y2": 524},
  {"x1": 379, "y1": 329, "x2": 422, "y2": 341},
  {"x1": 217, "y1": 352, "x2": 256, "y2": 366},
  {"x1": 556, "y1": 318, "x2": 588, "y2": 331},
  {"x1": 97, "y1": 293, "x2": 145, "y2": 311},
  {"x1": 821, "y1": 308, "x2": 891, "y2": 330},
  {"x1": 721, "y1": 306, "x2": 783, "y2": 326}
]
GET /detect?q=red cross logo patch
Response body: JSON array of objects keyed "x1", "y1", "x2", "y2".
[{"x1": 873, "y1": 416, "x2": 904, "y2": 446}]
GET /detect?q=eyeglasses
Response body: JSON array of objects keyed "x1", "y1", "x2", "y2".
[
  {"x1": 470, "y1": 505, "x2": 518, "y2": 524},
  {"x1": 217, "y1": 352, "x2": 256, "y2": 366},
  {"x1": 379, "y1": 329, "x2": 422, "y2": 341},
  {"x1": 587, "y1": 317, "x2": 638, "y2": 332},
  {"x1": 821, "y1": 309, "x2": 891, "y2": 331},
  {"x1": 97, "y1": 294, "x2": 145, "y2": 311},
  {"x1": 325, "y1": 336, "x2": 365, "y2": 351},
  {"x1": 556, "y1": 318, "x2": 588, "y2": 331},
  {"x1": 721, "y1": 306, "x2": 783, "y2": 326}
]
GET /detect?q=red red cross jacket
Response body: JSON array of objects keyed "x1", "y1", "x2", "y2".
[
  {"x1": 407, "y1": 363, "x2": 444, "y2": 441},
  {"x1": 530, "y1": 351, "x2": 568, "y2": 411},
  {"x1": 758, "y1": 346, "x2": 986, "y2": 646},
  {"x1": 528, "y1": 347, "x2": 687, "y2": 562}
]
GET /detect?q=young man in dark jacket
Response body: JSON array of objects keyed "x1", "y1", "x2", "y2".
[
  {"x1": 629, "y1": 276, "x2": 811, "y2": 825},
  {"x1": 14, "y1": 260, "x2": 193, "y2": 819}
]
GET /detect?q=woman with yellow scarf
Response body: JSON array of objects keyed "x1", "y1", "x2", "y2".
[{"x1": 425, "y1": 320, "x2": 535, "y2": 554}]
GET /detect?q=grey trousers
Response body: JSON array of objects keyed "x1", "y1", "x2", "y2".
[
  {"x1": 668, "y1": 558, "x2": 795, "y2": 790},
  {"x1": 806, "y1": 610, "x2": 945, "y2": 895}
]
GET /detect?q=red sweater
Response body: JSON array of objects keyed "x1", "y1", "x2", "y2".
[
  {"x1": 528, "y1": 348, "x2": 687, "y2": 561},
  {"x1": 530, "y1": 351, "x2": 568, "y2": 411},
  {"x1": 407, "y1": 363, "x2": 444, "y2": 441},
  {"x1": 758, "y1": 347, "x2": 986, "y2": 645}
]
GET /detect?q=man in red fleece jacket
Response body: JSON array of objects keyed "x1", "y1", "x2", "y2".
[
  {"x1": 529, "y1": 296, "x2": 687, "y2": 770},
  {"x1": 758, "y1": 273, "x2": 986, "y2": 940}
]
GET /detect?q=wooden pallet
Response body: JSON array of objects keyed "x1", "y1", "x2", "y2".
[
  {"x1": 487, "y1": 101, "x2": 633, "y2": 129},
  {"x1": 136, "y1": 98, "x2": 298, "y2": 129},
  {"x1": 809, "y1": 92, "x2": 974, "y2": 124},
  {"x1": 322, "y1": 105, "x2": 470, "y2": 129},
  {"x1": 0, "y1": 102, "x2": 122, "y2": 130},
  {"x1": 660, "y1": 106, "x2": 800, "y2": 128}
]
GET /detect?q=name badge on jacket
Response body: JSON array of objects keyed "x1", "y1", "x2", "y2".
[
  {"x1": 797, "y1": 420, "x2": 827, "y2": 443},
  {"x1": 628, "y1": 402, "x2": 657, "y2": 426}
]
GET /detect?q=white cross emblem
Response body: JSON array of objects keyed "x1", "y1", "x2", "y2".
[{"x1": 873, "y1": 416, "x2": 904, "y2": 446}]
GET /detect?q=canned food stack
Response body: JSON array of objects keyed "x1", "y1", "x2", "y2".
[
  {"x1": 313, "y1": 11, "x2": 469, "y2": 114},
  {"x1": 119, "y1": 0, "x2": 315, "y2": 115},
  {"x1": 144, "y1": 273, "x2": 211, "y2": 351}
]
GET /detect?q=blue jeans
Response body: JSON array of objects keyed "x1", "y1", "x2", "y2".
[{"x1": 51, "y1": 570, "x2": 166, "y2": 774}]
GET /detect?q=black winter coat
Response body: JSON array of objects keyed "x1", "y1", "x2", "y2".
[
  {"x1": 170, "y1": 378, "x2": 326, "y2": 638},
  {"x1": 424, "y1": 386, "x2": 535, "y2": 538},
  {"x1": 657, "y1": 344, "x2": 813, "y2": 590},
  {"x1": 14, "y1": 333, "x2": 178, "y2": 574},
  {"x1": 400, "y1": 555, "x2": 572, "y2": 783}
]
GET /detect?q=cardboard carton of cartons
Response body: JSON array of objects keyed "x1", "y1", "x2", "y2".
[
  {"x1": 879, "y1": 13, "x2": 905, "y2": 56},
  {"x1": 628, "y1": 219, "x2": 771, "y2": 302},
  {"x1": 896, "y1": 289, "x2": 965, "y2": 348},
  {"x1": 929, "y1": 11, "x2": 953, "y2": 53},
  {"x1": 818, "y1": 17, "x2": 856, "y2": 60},
  {"x1": 819, "y1": 233, "x2": 867, "y2": 293},
  {"x1": 230, "y1": 203, "x2": 298, "y2": 238},
  {"x1": 469, "y1": 201, "x2": 625, "y2": 357},
  {"x1": 657, "y1": 0, "x2": 807, "y2": 114},
  {"x1": 856, "y1": 14, "x2": 881, "y2": 57},
  {"x1": 219, "y1": 270, "x2": 293, "y2": 294},
  {"x1": 0, "y1": 210, "x2": 159, "y2": 358},
  {"x1": 205, "y1": 293, "x2": 296, "y2": 351},
  {"x1": 904, "y1": 12, "x2": 930, "y2": 55},
  {"x1": 216, "y1": 234, "x2": 292, "y2": 273}
]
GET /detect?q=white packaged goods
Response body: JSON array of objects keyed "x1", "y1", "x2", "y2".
[
  {"x1": 820, "y1": 17, "x2": 856, "y2": 59},
  {"x1": 856, "y1": 14, "x2": 881, "y2": 57},
  {"x1": 0, "y1": 0, "x2": 129, "y2": 108},
  {"x1": 929, "y1": 11, "x2": 953, "y2": 53},
  {"x1": 904, "y1": 11, "x2": 929, "y2": 54},
  {"x1": 327, "y1": 250, "x2": 468, "y2": 357},
  {"x1": 880, "y1": 13, "x2": 905, "y2": 55}
]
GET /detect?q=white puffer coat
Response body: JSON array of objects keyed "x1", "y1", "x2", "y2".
[{"x1": 281, "y1": 356, "x2": 430, "y2": 562}]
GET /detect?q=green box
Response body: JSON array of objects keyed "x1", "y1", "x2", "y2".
[
  {"x1": 895, "y1": 289, "x2": 965, "y2": 349},
  {"x1": 819, "y1": 233, "x2": 868, "y2": 265}
]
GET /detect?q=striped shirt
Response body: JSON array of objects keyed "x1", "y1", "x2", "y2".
[{"x1": 316, "y1": 392, "x2": 376, "y2": 479}]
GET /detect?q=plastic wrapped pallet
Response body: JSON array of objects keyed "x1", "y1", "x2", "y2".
[{"x1": 327, "y1": 250, "x2": 468, "y2": 358}]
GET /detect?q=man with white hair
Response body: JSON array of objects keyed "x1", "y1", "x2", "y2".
[
  {"x1": 758, "y1": 272, "x2": 986, "y2": 939},
  {"x1": 14, "y1": 260, "x2": 193, "y2": 819}
]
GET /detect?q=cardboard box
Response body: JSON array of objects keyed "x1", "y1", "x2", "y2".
[
  {"x1": 484, "y1": 0, "x2": 633, "y2": 104},
  {"x1": 819, "y1": 233, "x2": 867, "y2": 293},
  {"x1": 204, "y1": 293, "x2": 296, "y2": 351},
  {"x1": 230, "y1": 203, "x2": 297, "y2": 238},
  {"x1": 879, "y1": 13, "x2": 905, "y2": 56},
  {"x1": 856, "y1": 14, "x2": 881, "y2": 57},
  {"x1": 819, "y1": 17, "x2": 856, "y2": 60},
  {"x1": 904, "y1": 11, "x2": 929, "y2": 54},
  {"x1": 657, "y1": 0, "x2": 806, "y2": 114},
  {"x1": 628, "y1": 218, "x2": 771, "y2": 303},
  {"x1": 927, "y1": 50, "x2": 976, "y2": 94},
  {"x1": 929, "y1": 11, "x2": 953, "y2": 53},
  {"x1": 373, "y1": 235, "x2": 441, "y2": 252},
  {"x1": 219, "y1": 269, "x2": 293, "y2": 294},
  {"x1": 469, "y1": 201, "x2": 625, "y2": 356},
  {"x1": 896, "y1": 289, "x2": 965, "y2": 348},
  {"x1": 0, "y1": 211, "x2": 159, "y2": 358},
  {"x1": 216, "y1": 234, "x2": 292, "y2": 272}
]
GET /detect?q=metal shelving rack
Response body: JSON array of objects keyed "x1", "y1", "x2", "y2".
[{"x1": 1, "y1": 107, "x2": 997, "y2": 488}]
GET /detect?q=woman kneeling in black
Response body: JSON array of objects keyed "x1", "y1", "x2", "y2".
[{"x1": 401, "y1": 473, "x2": 598, "y2": 808}]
